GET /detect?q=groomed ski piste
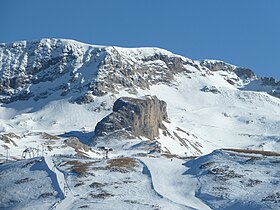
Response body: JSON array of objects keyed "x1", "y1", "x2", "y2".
[
  {"x1": 139, "y1": 157, "x2": 211, "y2": 210},
  {"x1": 44, "y1": 156, "x2": 75, "y2": 210}
]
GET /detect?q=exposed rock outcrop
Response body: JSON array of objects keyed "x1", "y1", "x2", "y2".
[
  {"x1": 65, "y1": 137, "x2": 100, "y2": 157},
  {"x1": 261, "y1": 77, "x2": 280, "y2": 86},
  {"x1": 200, "y1": 60, "x2": 235, "y2": 72},
  {"x1": 200, "y1": 60, "x2": 256, "y2": 86},
  {"x1": 235, "y1": 67, "x2": 256, "y2": 80},
  {"x1": 260, "y1": 77, "x2": 280, "y2": 99},
  {"x1": 87, "y1": 47, "x2": 197, "y2": 96},
  {"x1": 1, "y1": 39, "x2": 278, "y2": 104},
  {"x1": 201, "y1": 86, "x2": 221, "y2": 94},
  {"x1": 94, "y1": 95, "x2": 168, "y2": 140},
  {"x1": 73, "y1": 91, "x2": 95, "y2": 104},
  {"x1": 0, "y1": 39, "x2": 198, "y2": 103}
]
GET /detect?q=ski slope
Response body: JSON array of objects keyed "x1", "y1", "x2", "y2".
[
  {"x1": 44, "y1": 156, "x2": 75, "y2": 210},
  {"x1": 140, "y1": 157, "x2": 211, "y2": 210}
]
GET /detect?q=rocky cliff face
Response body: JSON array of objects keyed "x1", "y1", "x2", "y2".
[
  {"x1": 0, "y1": 39, "x2": 107, "y2": 103},
  {"x1": 200, "y1": 60, "x2": 256, "y2": 86},
  {"x1": 92, "y1": 47, "x2": 198, "y2": 96},
  {"x1": 199, "y1": 60, "x2": 280, "y2": 98},
  {"x1": 1, "y1": 38, "x2": 279, "y2": 105},
  {"x1": 94, "y1": 95, "x2": 168, "y2": 140},
  {"x1": 0, "y1": 39, "x2": 198, "y2": 104}
]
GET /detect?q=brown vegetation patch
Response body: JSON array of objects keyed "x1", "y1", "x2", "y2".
[
  {"x1": 90, "y1": 191, "x2": 114, "y2": 199},
  {"x1": 173, "y1": 131, "x2": 189, "y2": 149},
  {"x1": 200, "y1": 161, "x2": 215, "y2": 169},
  {"x1": 64, "y1": 137, "x2": 100, "y2": 158},
  {"x1": 74, "y1": 182, "x2": 85, "y2": 187},
  {"x1": 262, "y1": 192, "x2": 280, "y2": 203},
  {"x1": 162, "y1": 153, "x2": 180, "y2": 159},
  {"x1": 0, "y1": 134, "x2": 18, "y2": 146},
  {"x1": 89, "y1": 182, "x2": 106, "y2": 188},
  {"x1": 15, "y1": 177, "x2": 34, "y2": 184},
  {"x1": 61, "y1": 160, "x2": 99, "y2": 176},
  {"x1": 5, "y1": 133, "x2": 21, "y2": 139},
  {"x1": 38, "y1": 192, "x2": 54, "y2": 198},
  {"x1": 208, "y1": 167, "x2": 244, "y2": 181},
  {"x1": 222, "y1": 148, "x2": 280, "y2": 156},
  {"x1": 173, "y1": 131, "x2": 202, "y2": 154},
  {"x1": 175, "y1": 127, "x2": 189, "y2": 135},
  {"x1": 41, "y1": 132, "x2": 60, "y2": 140},
  {"x1": 47, "y1": 146, "x2": 53, "y2": 151},
  {"x1": 78, "y1": 205, "x2": 89, "y2": 209},
  {"x1": 245, "y1": 156, "x2": 263, "y2": 162},
  {"x1": 240, "y1": 179, "x2": 262, "y2": 187},
  {"x1": 124, "y1": 200, "x2": 141, "y2": 204},
  {"x1": 188, "y1": 141, "x2": 203, "y2": 154},
  {"x1": 106, "y1": 157, "x2": 138, "y2": 170}
]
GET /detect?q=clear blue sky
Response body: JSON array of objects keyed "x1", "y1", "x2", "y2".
[{"x1": 1, "y1": 0, "x2": 279, "y2": 79}]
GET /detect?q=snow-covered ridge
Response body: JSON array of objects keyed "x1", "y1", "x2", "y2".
[
  {"x1": 0, "y1": 38, "x2": 279, "y2": 105},
  {"x1": 0, "y1": 38, "x2": 198, "y2": 103},
  {"x1": 200, "y1": 59, "x2": 280, "y2": 97}
]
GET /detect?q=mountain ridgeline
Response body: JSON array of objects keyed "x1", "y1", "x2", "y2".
[{"x1": 0, "y1": 39, "x2": 279, "y2": 105}]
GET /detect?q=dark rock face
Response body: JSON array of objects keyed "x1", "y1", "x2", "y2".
[
  {"x1": 0, "y1": 39, "x2": 107, "y2": 103},
  {"x1": 92, "y1": 48, "x2": 197, "y2": 97},
  {"x1": 261, "y1": 77, "x2": 280, "y2": 86},
  {"x1": 235, "y1": 67, "x2": 256, "y2": 80},
  {"x1": 259, "y1": 77, "x2": 280, "y2": 99},
  {"x1": 94, "y1": 96, "x2": 168, "y2": 140},
  {"x1": 201, "y1": 86, "x2": 221, "y2": 94},
  {"x1": 0, "y1": 39, "x2": 198, "y2": 103},
  {"x1": 200, "y1": 60, "x2": 235, "y2": 72},
  {"x1": 269, "y1": 91, "x2": 280, "y2": 98},
  {"x1": 73, "y1": 92, "x2": 95, "y2": 104},
  {"x1": 200, "y1": 60, "x2": 256, "y2": 83}
]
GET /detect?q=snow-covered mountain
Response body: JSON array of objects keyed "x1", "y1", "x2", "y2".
[
  {"x1": 1, "y1": 38, "x2": 279, "y2": 157},
  {"x1": 0, "y1": 39, "x2": 279, "y2": 210}
]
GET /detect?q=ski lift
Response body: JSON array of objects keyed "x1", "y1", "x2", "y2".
[
  {"x1": 21, "y1": 147, "x2": 35, "y2": 159},
  {"x1": 98, "y1": 146, "x2": 113, "y2": 159}
]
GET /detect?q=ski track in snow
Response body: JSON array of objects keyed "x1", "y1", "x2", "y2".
[
  {"x1": 138, "y1": 159, "x2": 194, "y2": 210},
  {"x1": 139, "y1": 157, "x2": 211, "y2": 210},
  {"x1": 44, "y1": 156, "x2": 74, "y2": 210}
]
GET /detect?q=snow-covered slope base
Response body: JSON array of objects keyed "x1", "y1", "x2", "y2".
[
  {"x1": 0, "y1": 157, "x2": 61, "y2": 210},
  {"x1": 1, "y1": 150, "x2": 279, "y2": 210},
  {"x1": 185, "y1": 149, "x2": 280, "y2": 210}
]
